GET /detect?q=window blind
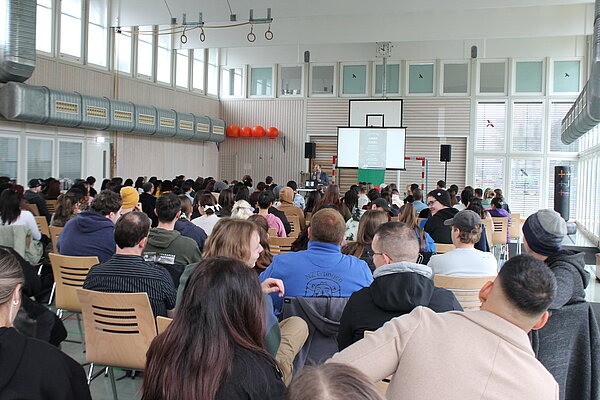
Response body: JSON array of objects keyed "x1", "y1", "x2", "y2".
[
  {"x1": 0, "y1": 137, "x2": 18, "y2": 180},
  {"x1": 511, "y1": 102, "x2": 543, "y2": 152},
  {"x1": 550, "y1": 102, "x2": 578, "y2": 152},
  {"x1": 509, "y1": 159, "x2": 542, "y2": 217},
  {"x1": 476, "y1": 102, "x2": 506, "y2": 152},
  {"x1": 474, "y1": 158, "x2": 504, "y2": 190},
  {"x1": 59, "y1": 141, "x2": 82, "y2": 181},
  {"x1": 27, "y1": 138, "x2": 53, "y2": 181}
]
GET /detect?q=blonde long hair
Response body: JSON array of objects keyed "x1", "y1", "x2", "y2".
[{"x1": 203, "y1": 218, "x2": 258, "y2": 266}]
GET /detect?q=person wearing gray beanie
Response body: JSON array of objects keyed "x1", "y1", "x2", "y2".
[
  {"x1": 212, "y1": 181, "x2": 229, "y2": 193},
  {"x1": 524, "y1": 209, "x2": 599, "y2": 400}
]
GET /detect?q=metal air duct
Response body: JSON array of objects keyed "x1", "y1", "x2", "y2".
[{"x1": 0, "y1": 0, "x2": 36, "y2": 82}]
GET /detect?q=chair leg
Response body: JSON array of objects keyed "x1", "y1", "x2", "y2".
[
  {"x1": 109, "y1": 367, "x2": 119, "y2": 400},
  {"x1": 56, "y1": 308, "x2": 63, "y2": 318},
  {"x1": 76, "y1": 313, "x2": 85, "y2": 352},
  {"x1": 87, "y1": 363, "x2": 95, "y2": 385},
  {"x1": 48, "y1": 282, "x2": 56, "y2": 305}
]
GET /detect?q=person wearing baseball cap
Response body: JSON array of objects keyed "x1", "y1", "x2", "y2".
[
  {"x1": 427, "y1": 210, "x2": 498, "y2": 276},
  {"x1": 370, "y1": 197, "x2": 394, "y2": 217},
  {"x1": 523, "y1": 209, "x2": 599, "y2": 400},
  {"x1": 24, "y1": 178, "x2": 51, "y2": 223},
  {"x1": 422, "y1": 189, "x2": 459, "y2": 244}
]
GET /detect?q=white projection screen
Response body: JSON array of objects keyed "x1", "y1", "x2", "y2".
[{"x1": 337, "y1": 127, "x2": 406, "y2": 170}]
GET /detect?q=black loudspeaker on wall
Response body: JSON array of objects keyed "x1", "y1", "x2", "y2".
[
  {"x1": 304, "y1": 142, "x2": 316, "y2": 159},
  {"x1": 440, "y1": 145, "x2": 452, "y2": 162}
]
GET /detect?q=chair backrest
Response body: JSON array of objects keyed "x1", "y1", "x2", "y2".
[
  {"x1": 434, "y1": 275, "x2": 496, "y2": 311},
  {"x1": 35, "y1": 216, "x2": 50, "y2": 237},
  {"x1": 305, "y1": 212, "x2": 312, "y2": 224},
  {"x1": 48, "y1": 226, "x2": 63, "y2": 252},
  {"x1": 268, "y1": 227, "x2": 277, "y2": 237},
  {"x1": 46, "y1": 199, "x2": 57, "y2": 213},
  {"x1": 29, "y1": 203, "x2": 40, "y2": 216},
  {"x1": 270, "y1": 237, "x2": 296, "y2": 254},
  {"x1": 390, "y1": 216, "x2": 399, "y2": 222},
  {"x1": 49, "y1": 253, "x2": 98, "y2": 312},
  {"x1": 491, "y1": 217, "x2": 509, "y2": 245},
  {"x1": 77, "y1": 289, "x2": 157, "y2": 370},
  {"x1": 508, "y1": 213, "x2": 521, "y2": 240},
  {"x1": 482, "y1": 218, "x2": 493, "y2": 248},
  {"x1": 434, "y1": 243, "x2": 456, "y2": 254},
  {"x1": 417, "y1": 218, "x2": 426, "y2": 227},
  {"x1": 156, "y1": 316, "x2": 173, "y2": 335},
  {"x1": 287, "y1": 215, "x2": 300, "y2": 238}
]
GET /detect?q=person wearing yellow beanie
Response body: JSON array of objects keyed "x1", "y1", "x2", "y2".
[{"x1": 120, "y1": 186, "x2": 140, "y2": 215}]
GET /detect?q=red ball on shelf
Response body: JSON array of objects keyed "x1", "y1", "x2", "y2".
[
  {"x1": 251, "y1": 125, "x2": 266, "y2": 137},
  {"x1": 240, "y1": 126, "x2": 252, "y2": 137},
  {"x1": 266, "y1": 127, "x2": 279, "y2": 137},
  {"x1": 226, "y1": 125, "x2": 240, "y2": 137}
]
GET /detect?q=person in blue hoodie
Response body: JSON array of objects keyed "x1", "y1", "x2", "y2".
[
  {"x1": 260, "y1": 208, "x2": 373, "y2": 315},
  {"x1": 57, "y1": 190, "x2": 121, "y2": 263}
]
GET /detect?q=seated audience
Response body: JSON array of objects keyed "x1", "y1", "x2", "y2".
[
  {"x1": 436, "y1": 180, "x2": 446, "y2": 189},
  {"x1": 142, "y1": 257, "x2": 286, "y2": 400},
  {"x1": 330, "y1": 254, "x2": 559, "y2": 399},
  {"x1": 42, "y1": 178, "x2": 61, "y2": 201},
  {"x1": 139, "y1": 182, "x2": 158, "y2": 227},
  {"x1": 50, "y1": 192, "x2": 82, "y2": 227},
  {"x1": 248, "y1": 181, "x2": 267, "y2": 208},
  {"x1": 286, "y1": 363, "x2": 383, "y2": 400},
  {"x1": 454, "y1": 189, "x2": 472, "y2": 211},
  {"x1": 304, "y1": 190, "x2": 322, "y2": 216},
  {"x1": 481, "y1": 187, "x2": 493, "y2": 209},
  {"x1": 231, "y1": 199, "x2": 254, "y2": 219},
  {"x1": 86, "y1": 176, "x2": 97, "y2": 197},
  {"x1": 428, "y1": 210, "x2": 498, "y2": 276},
  {"x1": 119, "y1": 186, "x2": 140, "y2": 214},
  {"x1": 398, "y1": 203, "x2": 435, "y2": 255},
  {"x1": 369, "y1": 198, "x2": 393, "y2": 217},
  {"x1": 338, "y1": 222, "x2": 461, "y2": 350},
  {"x1": 291, "y1": 227, "x2": 310, "y2": 252},
  {"x1": 57, "y1": 190, "x2": 121, "y2": 263},
  {"x1": 341, "y1": 210, "x2": 388, "y2": 272},
  {"x1": 217, "y1": 188, "x2": 234, "y2": 217},
  {"x1": 0, "y1": 187, "x2": 42, "y2": 241},
  {"x1": 191, "y1": 193, "x2": 221, "y2": 235},
  {"x1": 286, "y1": 181, "x2": 305, "y2": 210},
  {"x1": 174, "y1": 195, "x2": 207, "y2": 252},
  {"x1": 258, "y1": 191, "x2": 286, "y2": 238},
  {"x1": 315, "y1": 185, "x2": 351, "y2": 221},
  {"x1": 260, "y1": 208, "x2": 373, "y2": 314},
  {"x1": 493, "y1": 189, "x2": 511, "y2": 212},
  {"x1": 143, "y1": 193, "x2": 201, "y2": 266},
  {"x1": 474, "y1": 188, "x2": 483, "y2": 199},
  {"x1": 278, "y1": 187, "x2": 306, "y2": 230},
  {"x1": 24, "y1": 179, "x2": 50, "y2": 222},
  {"x1": 83, "y1": 212, "x2": 176, "y2": 318},
  {"x1": 247, "y1": 215, "x2": 273, "y2": 270},
  {"x1": 0, "y1": 248, "x2": 91, "y2": 399},
  {"x1": 523, "y1": 209, "x2": 600, "y2": 400},
  {"x1": 423, "y1": 189, "x2": 458, "y2": 244},
  {"x1": 357, "y1": 185, "x2": 369, "y2": 210},
  {"x1": 488, "y1": 197, "x2": 511, "y2": 243},
  {"x1": 411, "y1": 188, "x2": 427, "y2": 214}
]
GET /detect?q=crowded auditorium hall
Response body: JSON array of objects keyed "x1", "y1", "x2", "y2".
[{"x1": 1, "y1": 0, "x2": 600, "y2": 399}]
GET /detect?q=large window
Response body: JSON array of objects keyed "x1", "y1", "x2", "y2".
[
  {"x1": 279, "y1": 65, "x2": 302, "y2": 96},
  {"x1": 58, "y1": 141, "x2": 82, "y2": 180},
  {"x1": 475, "y1": 102, "x2": 506, "y2": 152},
  {"x1": 59, "y1": 0, "x2": 83, "y2": 59},
  {"x1": 550, "y1": 102, "x2": 578, "y2": 153},
  {"x1": 27, "y1": 138, "x2": 53, "y2": 182},
  {"x1": 221, "y1": 67, "x2": 244, "y2": 98},
  {"x1": 375, "y1": 64, "x2": 400, "y2": 95},
  {"x1": 474, "y1": 158, "x2": 505, "y2": 191},
  {"x1": 137, "y1": 26, "x2": 154, "y2": 78},
  {"x1": 207, "y1": 48, "x2": 219, "y2": 96},
  {"x1": 0, "y1": 137, "x2": 18, "y2": 180},
  {"x1": 176, "y1": 49, "x2": 189, "y2": 88},
  {"x1": 511, "y1": 102, "x2": 543, "y2": 152},
  {"x1": 250, "y1": 67, "x2": 273, "y2": 96},
  {"x1": 192, "y1": 49, "x2": 205, "y2": 91},
  {"x1": 156, "y1": 25, "x2": 172, "y2": 84},
  {"x1": 36, "y1": 0, "x2": 53, "y2": 53},
  {"x1": 509, "y1": 159, "x2": 542, "y2": 216},
  {"x1": 115, "y1": 28, "x2": 132, "y2": 74},
  {"x1": 87, "y1": 0, "x2": 108, "y2": 67}
]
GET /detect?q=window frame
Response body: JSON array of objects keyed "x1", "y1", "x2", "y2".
[
  {"x1": 248, "y1": 64, "x2": 276, "y2": 98},
  {"x1": 57, "y1": 138, "x2": 85, "y2": 181},
  {"x1": 155, "y1": 25, "x2": 174, "y2": 87},
  {"x1": 549, "y1": 57, "x2": 584, "y2": 96},
  {"x1": 439, "y1": 60, "x2": 471, "y2": 97},
  {"x1": 85, "y1": 0, "x2": 110, "y2": 69},
  {"x1": 476, "y1": 59, "x2": 508, "y2": 96},
  {"x1": 220, "y1": 65, "x2": 246, "y2": 99},
  {"x1": 36, "y1": 0, "x2": 56, "y2": 56},
  {"x1": 174, "y1": 48, "x2": 191, "y2": 90},
  {"x1": 58, "y1": 0, "x2": 85, "y2": 63},
  {"x1": 371, "y1": 60, "x2": 402, "y2": 97},
  {"x1": 191, "y1": 48, "x2": 206, "y2": 94},
  {"x1": 511, "y1": 58, "x2": 545, "y2": 96},
  {"x1": 25, "y1": 136, "x2": 55, "y2": 182},
  {"x1": 135, "y1": 25, "x2": 155, "y2": 82},
  {"x1": 510, "y1": 100, "x2": 546, "y2": 154},
  {"x1": 277, "y1": 64, "x2": 305, "y2": 98},
  {"x1": 339, "y1": 62, "x2": 370, "y2": 97},
  {"x1": 405, "y1": 61, "x2": 436, "y2": 96},
  {"x1": 0, "y1": 134, "x2": 21, "y2": 182},
  {"x1": 206, "y1": 48, "x2": 220, "y2": 98},
  {"x1": 309, "y1": 63, "x2": 338, "y2": 97}
]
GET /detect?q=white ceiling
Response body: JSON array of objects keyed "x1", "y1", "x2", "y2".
[{"x1": 110, "y1": 0, "x2": 595, "y2": 49}]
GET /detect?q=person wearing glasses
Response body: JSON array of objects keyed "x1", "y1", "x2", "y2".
[
  {"x1": 337, "y1": 222, "x2": 461, "y2": 350},
  {"x1": 423, "y1": 189, "x2": 458, "y2": 244}
]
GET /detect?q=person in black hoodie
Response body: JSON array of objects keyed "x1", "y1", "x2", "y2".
[
  {"x1": 0, "y1": 248, "x2": 91, "y2": 400},
  {"x1": 423, "y1": 189, "x2": 458, "y2": 244},
  {"x1": 337, "y1": 222, "x2": 462, "y2": 350},
  {"x1": 523, "y1": 209, "x2": 600, "y2": 400}
]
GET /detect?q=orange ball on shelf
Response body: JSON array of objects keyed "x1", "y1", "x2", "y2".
[
  {"x1": 226, "y1": 125, "x2": 240, "y2": 137},
  {"x1": 251, "y1": 125, "x2": 266, "y2": 137},
  {"x1": 240, "y1": 126, "x2": 252, "y2": 137},
  {"x1": 266, "y1": 127, "x2": 279, "y2": 137}
]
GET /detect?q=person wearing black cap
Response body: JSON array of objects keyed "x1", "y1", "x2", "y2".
[
  {"x1": 24, "y1": 179, "x2": 50, "y2": 223},
  {"x1": 523, "y1": 209, "x2": 600, "y2": 400},
  {"x1": 423, "y1": 189, "x2": 458, "y2": 244},
  {"x1": 427, "y1": 210, "x2": 497, "y2": 276},
  {"x1": 370, "y1": 198, "x2": 394, "y2": 218}
]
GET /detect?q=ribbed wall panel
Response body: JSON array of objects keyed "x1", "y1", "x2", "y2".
[
  {"x1": 403, "y1": 98, "x2": 471, "y2": 136},
  {"x1": 219, "y1": 99, "x2": 304, "y2": 184},
  {"x1": 305, "y1": 99, "x2": 349, "y2": 135}
]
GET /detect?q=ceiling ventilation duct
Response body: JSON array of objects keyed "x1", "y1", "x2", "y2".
[
  {"x1": 561, "y1": 0, "x2": 600, "y2": 144},
  {"x1": 0, "y1": 82, "x2": 226, "y2": 143},
  {"x1": 0, "y1": 0, "x2": 36, "y2": 83}
]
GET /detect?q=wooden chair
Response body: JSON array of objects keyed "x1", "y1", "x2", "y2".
[
  {"x1": 46, "y1": 199, "x2": 57, "y2": 213},
  {"x1": 270, "y1": 237, "x2": 296, "y2": 255},
  {"x1": 48, "y1": 253, "x2": 98, "y2": 349},
  {"x1": 482, "y1": 218, "x2": 493, "y2": 249},
  {"x1": 48, "y1": 225, "x2": 63, "y2": 253},
  {"x1": 29, "y1": 203, "x2": 40, "y2": 216},
  {"x1": 305, "y1": 212, "x2": 312, "y2": 225},
  {"x1": 434, "y1": 275, "x2": 496, "y2": 311},
  {"x1": 35, "y1": 216, "x2": 50, "y2": 237},
  {"x1": 508, "y1": 214, "x2": 522, "y2": 254},
  {"x1": 77, "y1": 289, "x2": 157, "y2": 399},
  {"x1": 287, "y1": 215, "x2": 300, "y2": 238},
  {"x1": 434, "y1": 243, "x2": 455, "y2": 254},
  {"x1": 491, "y1": 217, "x2": 509, "y2": 260},
  {"x1": 390, "y1": 216, "x2": 399, "y2": 222},
  {"x1": 156, "y1": 316, "x2": 173, "y2": 335},
  {"x1": 268, "y1": 227, "x2": 277, "y2": 237}
]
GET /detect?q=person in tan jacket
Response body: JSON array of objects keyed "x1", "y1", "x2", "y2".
[
  {"x1": 277, "y1": 187, "x2": 306, "y2": 231},
  {"x1": 329, "y1": 254, "x2": 559, "y2": 400}
]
